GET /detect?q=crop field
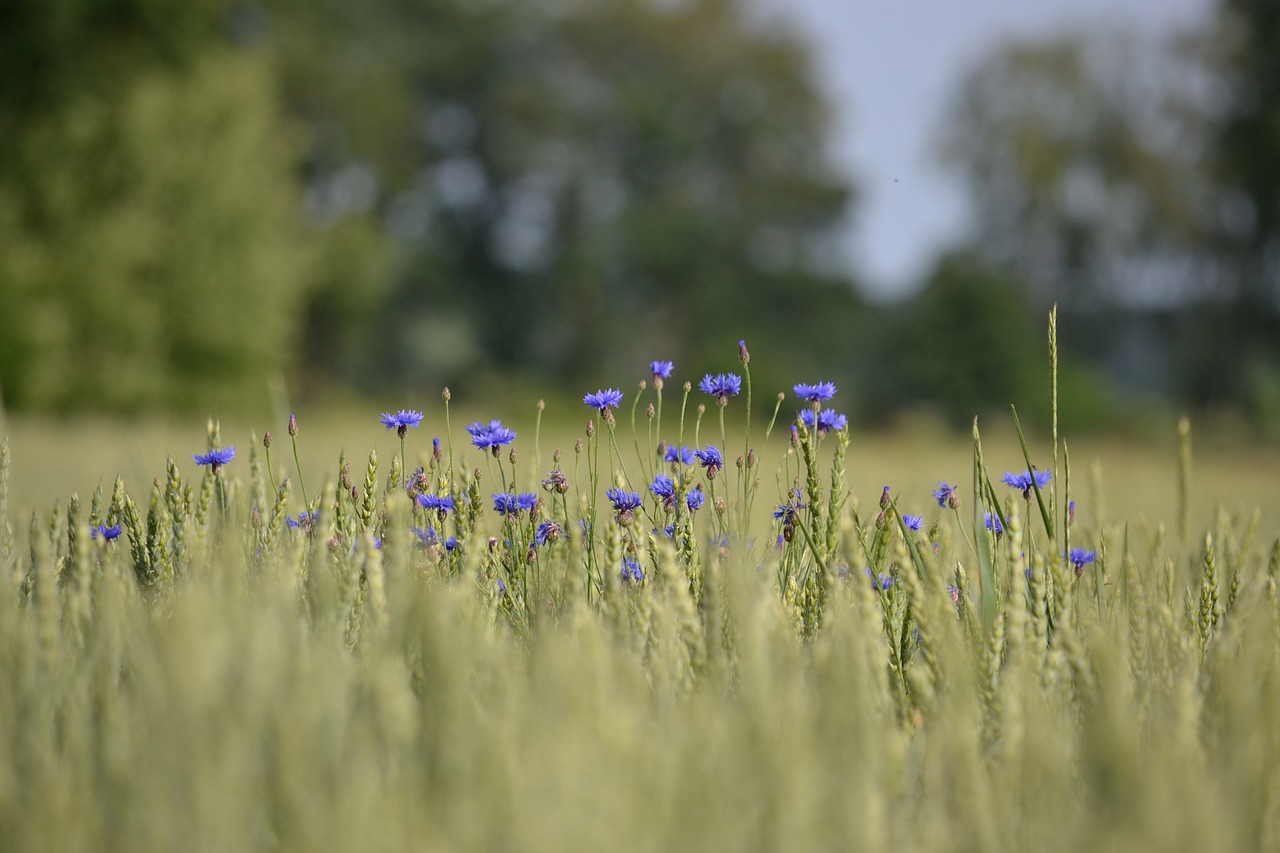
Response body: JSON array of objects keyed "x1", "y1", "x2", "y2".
[{"x1": 1, "y1": 326, "x2": 1279, "y2": 851}]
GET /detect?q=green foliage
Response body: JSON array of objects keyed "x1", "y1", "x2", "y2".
[{"x1": 0, "y1": 47, "x2": 310, "y2": 412}]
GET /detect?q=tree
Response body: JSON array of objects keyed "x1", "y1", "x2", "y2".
[
  {"x1": 0, "y1": 0, "x2": 314, "y2": 413},
  {"x1": 268, "y1": 0, "x2": 858, "y2": 390}
]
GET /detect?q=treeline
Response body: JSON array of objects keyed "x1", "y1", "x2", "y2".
[{"x1": 0, "y1": 0, "x2": 1276, "y2": 436}]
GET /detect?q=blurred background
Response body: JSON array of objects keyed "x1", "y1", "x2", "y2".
[{"x1": 2, "y1": 0, "x2": 1278, "y2": 439}]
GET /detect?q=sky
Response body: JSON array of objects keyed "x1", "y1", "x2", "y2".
[{"x1": 767, "y1": 0, "x2": 1214, "y2": 299}]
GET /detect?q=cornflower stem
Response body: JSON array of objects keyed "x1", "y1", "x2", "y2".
[
  {"x1": 263, "y1": 445, "x2": 278, "y2": 494},
  {"x1": 629, "y1": 394, "x2": 649, "y2": 487},
  {"x1": 398, "y1": 434, "x2": 407, "y2": 493},
  {"x1": 676, "y1": 385, "x2": 690, "y2": 447},
  {"x1": 763, "y1": 393, "x2": 785, "y2": 443},
  {"x1": 291, "y1": 433, "x2": 310, "y2": 510},
  {"x1": 655, "y1": 386, "x2": 663, "y2": 452},
  {"x1": 605, "y1": 421, "x2": 633, "y2": 491},
  {"x1": 585, "y1": 425, "x2": 602, "y2": 601},
  {"x1": 950, "y1": 506, "x2": 980, "y2": 565},
  {"x1": 741, "y1": 361, "x2": 753, "y2": 535}
]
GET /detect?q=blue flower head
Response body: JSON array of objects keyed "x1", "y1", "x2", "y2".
[
  {"x1": 933, "y1": 482, "x2": 959, "y2": 509},
  {"x1": 493, "y1": 492, "x2": 537, "y2": 515},
  {"x1": 695, "y1": 445, "x2": 724, "y2": 478},
  {"x1": 799, "y1": 408, "x2": 847, "y2": 435},
  {"x1": 773, "y1": 500, "x2": 805, "y2": 526},
  {"x1": 621, "y1": 558, "x2": 645, "y2": 584},
  {"x1": 687, "y1": 486, "x2": 705, "y2": 512},
  {"x1": 91, "y1": 524, "x2": 122, "y2": 541},
  {"x1": 665, "y1": 445, "x2": 695, "y2": 466},
  {"x1": 193, "y1": 447, "x2": 236, "y2": 471},
  {"x1": 1002, "y1": 469, "x2": 1052, "y2": 498},
  {"x1": 985, "y1": 512, "x2": 1004, "y2": 537},
  {"x1": 380, "y1": 410, "x2": 424, "y2": 436},
  {"x1": 903, "y1": 514, "x2": 923, "y2": 532},
  {"x1": 699, "y1": 373, "x2": 742, "y2": 406},
  {"x1": 606, "y1": 487, "x2": 643, "y2": 512},
  {"x1": 1067, "y1": 547, "x2": 1096, "y2": 573},
  {"x1": 286, "y1": 510, "x2": 319, "y2": 532},
  {"x1": 583, "y1": 388, "x2": 624, "y2": 412},
  {"x1": 649, "y1": 474, "x2": 677, "y2": 501},
  {"x1": 417, "y1": 493, "x2": 456, "y2": 515},
  {"x1": 866, "y1": 567, "x2": 893, "y2": 591},
  {"x1": 412, "y1": 526, "x2": 439, "y2": 548},
  {"x1": 535, "y1": 520, "x2": 562, "y2": 546},
  {"x1": 650, "y1": 361, "x2": 674, "y2": 386},
  {"x1": 470, "y1": 421, "x2": 516, "y2": 453},
  {"x1": 793, "y1": 382, "x2": 837, "y2": 405}
]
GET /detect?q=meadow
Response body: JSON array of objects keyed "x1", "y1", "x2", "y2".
[{"x1": 1, "y1": 321, "x2": 1279, "y2": 851}]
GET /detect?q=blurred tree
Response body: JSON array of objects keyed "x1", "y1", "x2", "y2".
[
  {"x1": 0, "y1": 0, "x2": 313, "y2": 412},
  {"x1": 268, "y1": 0, "x2": 857, "y2": 391}
]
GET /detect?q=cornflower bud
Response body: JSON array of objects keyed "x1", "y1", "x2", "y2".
[
  {"x1": 683, "y1": 381, "x2": 692, "y2": 393},
  {"x1": 746, "y1": 449, "x2": 756, "y2": 469},
  {"x1": 646, "y1": 403, "x2": 655, "y2": 419},
  {"x1": 288, "y1": 414, "x2": 298, "y2": 437},
  {"x1": 879, "y1": 486, "x2": 891, "y2": 510},
  {"x1": 575, "y1": 439, "x2": 584, "y2": 455},
  {"x1": 263, "y1": 431, "x2": 272, "y2": 449},
  {"x1": 442, "y1": 387, "x2": 451, "y2": 402},
  {"x1": 586, "y1": 419, "x2": 595, "y2": 438},
  {"x1": 738, "y1": 339, "x2": 750, "y2": 364},
  {"x1": 509, "y1": 448, "x2": 518, "y2": 466}
]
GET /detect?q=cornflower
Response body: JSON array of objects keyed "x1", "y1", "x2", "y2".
[
  {"x1": 866, "y1": 567, "x2": 893, "y2": 590},
  {"x1": 650, "y1": 360, "x2": 674, "y2": 388},
  {"x1": 903, "y1": 514, "x2": 923, "y2": 531},
  {"x1": 799, "y1": 408, "x2": 847, "y2": 435},
  {"x1": 687, "y1": 486, "x2": 705, "y2": 512},
  {"x1": 699, "y1": 372, "x2": 742, "y2": 406},
  {"x1": 493, "y1": 493, "x2": 537, "y2": 516},
  {"x1": 193, "y1": 447, "x2": 236, "y2": 473},
  {"x1": 793, "y1": 382, "x2": 837, "y2": 407},
  {"x1": 286, "y1": 510, "x2": 318, "y2": 532},
  {"x1": 1067, "y1": 547, "x2": 1096, "y2": 575},
  {"x1": 933, "y1": 482, "x2": 960, "y2": 509},
  {"x1": 621, "y1": 558, "x2": 645, "y2": 584},
  {"x1": 380, "y1": 409, "x2": 424, "y2": 437},
  {"x1": 606, "y1": 487, "x2": 643, "y2": 527},
  {"x1": 91, "y1": 524, "x2": 122, "y2": 541},
  {"x1": 664, "y1": 445, "x2": 695, "y2": 465},
  {"x1": 470, "y1": 421, "x2": 517, "y2": 454},
  {"x1": 417, "y1": 493, "x2": 455, "y2": 517},
  {"x1": 1002, "y1": 469, "x2": 1052, "y2": 499},
  {"x1": 583, "y1": 388, "x2": 624, "y2": 412},
  {"x1": 535, "y1": 520, "x2": 562, "y2": 546},
  {"x1": 985, "y1": 512, "x2": 1004, "y2": 538},
  {"x1": 695, "y1": 445, "x2": 723, "y2": 478},
  {"x1": 649, "y1": 474, "x2": 677, "y2": 511}
]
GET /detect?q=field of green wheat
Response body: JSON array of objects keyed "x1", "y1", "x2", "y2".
[{"x1": 1, "y1": 321, "x2": 1278, "y2": 852}]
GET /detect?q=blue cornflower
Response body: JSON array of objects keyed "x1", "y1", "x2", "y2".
[
  {"x1": 1067, "y1": 547, "x2": 1096, "y2": 574},
  {"x1": 621, "y1": 558, "x2": 645, "y2": 583},
  {"x1": 985, "y1": 512, "x2": 1004, "y2": 537},
  {"x1": 799, "y1": 408, "x2": 847, "y2": 435},
  {"x1": 583, "y1": 388, "x2": 624, "y2": 412},
  {"x1": 793, "y1": 382, "x2": 837, "y2": 405},
  {"x1": 470, "y1": 421, "x2": 517, "y2": 453},
  {"x1": 649, "y1": 474, "x2": 677, "y2": 504},
  {"x1": 695, "y1": 445, "x2": 723, "y2": 478},
  {"x1": 903, "y1": 514, "x2": 923, "y2": 532},
  {"x1": 699, "y1": 372, "x2": 742, "y2": 405},
  {"x1": 687, "y1": 486, "x2": 705, "y2": 512},
  {"x1": 1002, "y1": 469, "x2": 1052, "y2": 498},
  {"x1": 417, "y1": 493, "x2": 456, "y2": 514},
  {"x1": 1068, "y1": 499, "x2": 1077, "y2": 525},
  {"x1": 650, "y1": 361, "x2": 674, "y2": 385},
  {"x1": 193, "y1": 447, "x2": 236, "y2": 471},
  {"x1": 91, "y1": 524, "x2": 122, "y2": 541},
  {"x1": 535, "y1": 520, "x2": 562, "y2": 546},
  {"x1": 380, "y1": 409, "x2": 424, "y2": 436},
  {"x1": 606, "y1": 488, "x2": 643, "y2": 512},
  {"x1": 665, "y1": 445, "x2": 695, "y2": 465},
  {"x1": 412, "y1": 526, "x2": 438, "y2": 548},
  {"x1": 286, "y1": 510, "x2": 318, "y2": 531},
  {"x1": 493, "y1": 493, "x2": 537, "y2": 515},
  {"x1": 866, "y1": 567, "x2": 893, "y2": 590},
  {"x1": 933, "y1": 482, "x2": 959, "y2": 509},
  {"x1": 773, "y1": 500, "x2": 805, "y2": 526}
]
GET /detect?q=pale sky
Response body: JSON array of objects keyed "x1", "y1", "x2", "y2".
[{"x1": 768, "y1": 0, "x2": 1214, "y2": 299}]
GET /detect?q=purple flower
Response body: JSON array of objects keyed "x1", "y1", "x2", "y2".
[
  {"x1": 417, "y1": 493, "x2": 456, "y2": 514},
  {"x1": 380, "y1": 410, "x2": 424, "y2": 436},
  {"x1": 773, "y1": 500, "x2": 805, "y2": 526},
  {"x1": 866, "y1": 567, "x2": 893, "y2": 590},
  {"x1": 933, "y1": 482, "x2": 959, "y2": 509},
  {"x1": 1002, "y1": 469, "x2": 1052, "y2": 498},
  {"x1": 91, "y1": 524, "x2": 122, "y2": 541},
  {"x1": 535, "y1": 520, "x2": 562, "y2": 546},
  {"x1": 412, "y1": 526, "x2": 438, "y2": 548},
  {"x1": 286, "y1": 510, "x2": 318, "y2": 531},
  {"x1": 621, "y1": 558, "x2": 645, "y2": 583},
  {"x1": 687, "y1": 486, "x2": 705, "y2": 512},
  {"x1": 193, "y1": 447, "x2": 236, "y2": 471},
  {"x1": 665, "y1": 445, "x2": 695, "y2": 465},
  {"x1": 606, "y1": 488, "x2": 643, "y2": 512},
  {"x1": 903, "y1": 514, "x2": 923, "y2": 531},
  {"x1": 985, "y1": 512, "x2": 1003, "y2": 537},
  {"x1": 493, "y1": 492, "x2": 537, "y2": 515},
  {"x1": 649, "y1": 474, "x2": 677, "y2": 503},
  {"x1": 650, "y1": 361, "x2": 674, "y2": 384},
  {"x1": 793, "y1": 382, "x2": 837, "y2": 404},
  {"x1": 799, "y1": 408, "x2": 847, "y2": 435},
  {"x1": 695, "y1": 445, "x2": 723, "y2": 477},
  {"x1": 583, "y1": 388, "x2": 624, "y2": 411},
  {"x1": 470, "y1": 421, "x2": 516, "y2": 453},
  {"x1": 699, "y1": 373, "x2": 742, "y2": 405},
  {"x1": 1067, "y1": 547, "x2": 1096, "y2": 573}
]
